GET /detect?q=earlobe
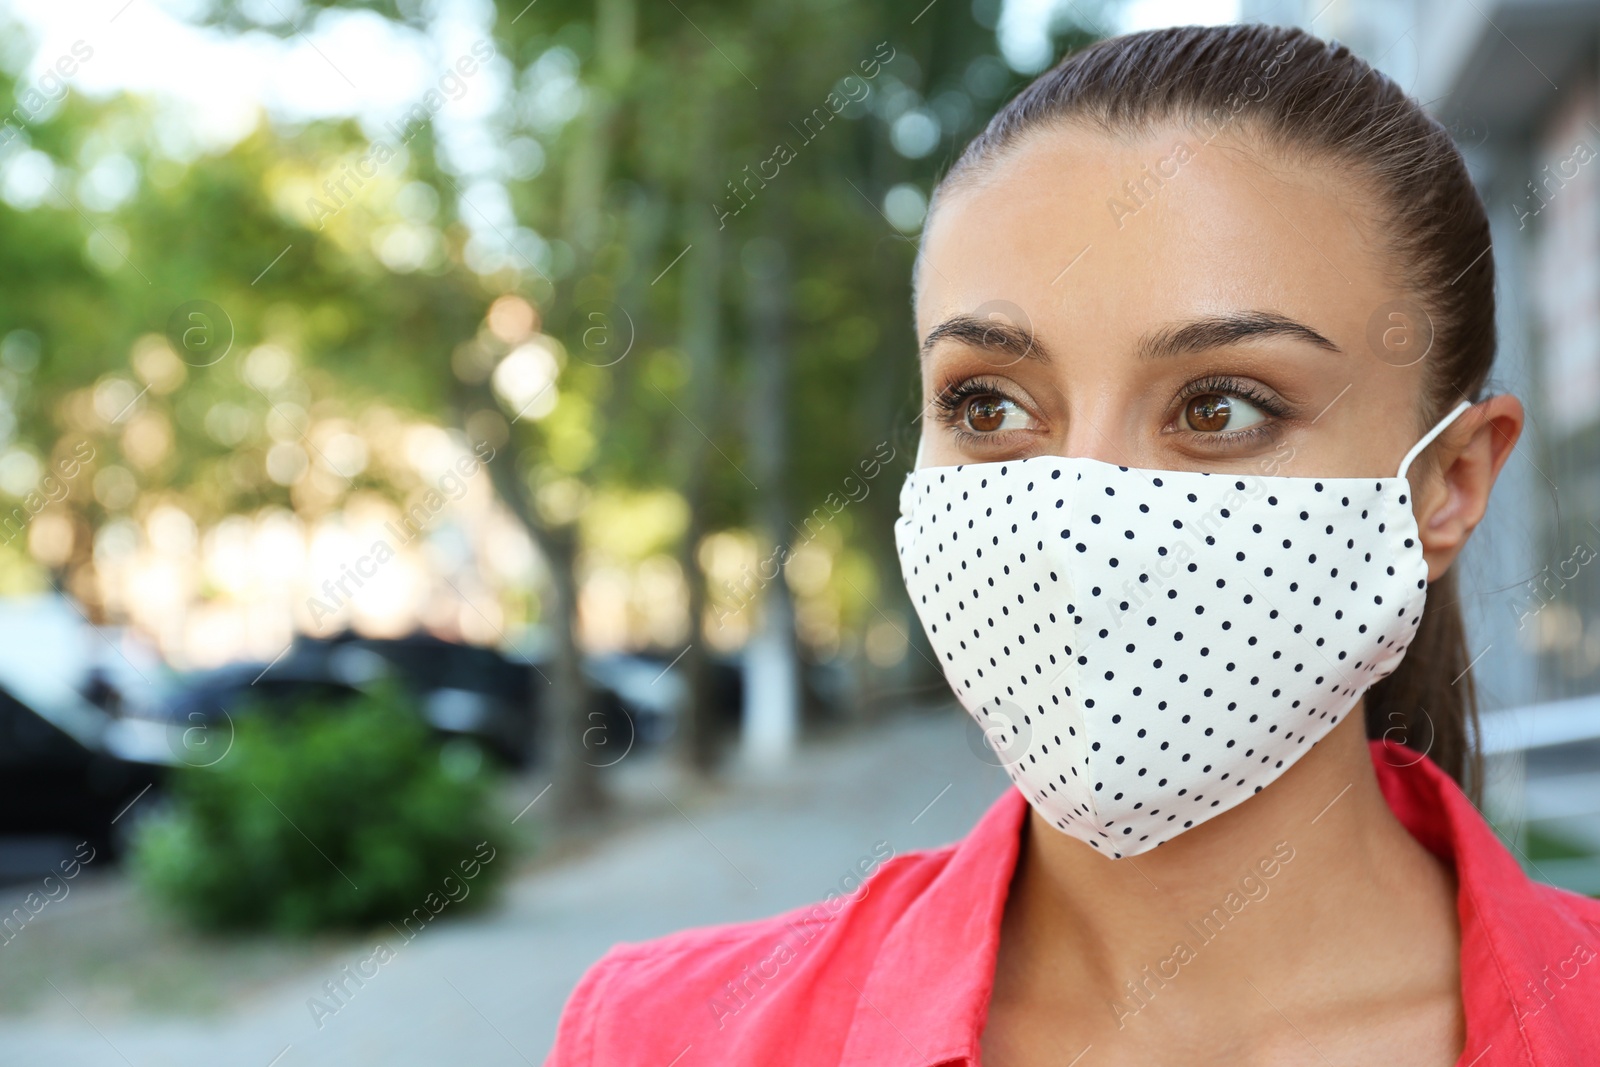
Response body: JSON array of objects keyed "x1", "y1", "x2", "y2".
[{"x1": 1417, "y1": 395, "x2": 1524, "y2": 581}]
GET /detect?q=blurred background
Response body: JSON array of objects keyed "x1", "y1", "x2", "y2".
[{"x1": 0, "y1": 0, "x2": 1596, "y2": 1062}]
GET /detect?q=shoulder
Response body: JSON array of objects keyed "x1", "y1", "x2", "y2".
[
  {"x1": 545, "y1": 839, "x2": 957, "y2": 1065},
  {"x1": 1486, "y1": 880, "x2": 1600, "y2": 1055}
]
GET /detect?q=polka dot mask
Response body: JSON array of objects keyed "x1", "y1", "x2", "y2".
[{"x1": 894, "y1": 401, "x2": 1471, "y2": 858}]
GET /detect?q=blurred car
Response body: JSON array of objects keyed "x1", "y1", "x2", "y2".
[
  {"x1": 136, "y1": 631, "x2": 540, "y2": 768},
  {"x1": 579, "y1": 647, "x2": 853, "y2": 755},
  {"x1": 317, "y1": 631, "x2": 538, "y2": 765},
  {"x1": 582, "y1": 653, "x2": 691, "y2": 752},
  {"x1": 0, "y1": 685, "x2": 165, "y2": 861}
]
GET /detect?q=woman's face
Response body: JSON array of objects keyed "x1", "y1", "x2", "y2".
[{"x1": 914, "y1": 123, "x2": 1435, "y2": 480}]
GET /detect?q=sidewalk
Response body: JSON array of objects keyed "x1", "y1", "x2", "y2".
[{"x1": 0, "y1": 707, "x2": 1009, "y2": 1066}]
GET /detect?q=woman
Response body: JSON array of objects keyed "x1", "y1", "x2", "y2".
[{"x1": 549, "y1": 24, "x2": 1599, "y2": 1065}]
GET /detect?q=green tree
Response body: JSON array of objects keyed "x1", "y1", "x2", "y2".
[{"x1": 0, "y1": 0, "x2": 1103, "y2": 816}]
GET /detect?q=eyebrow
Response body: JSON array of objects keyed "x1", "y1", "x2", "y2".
[
  {"x1": 919, "y1": 314, "x2": 1052, "y2": 365},
  {"x1": 919, "y1": 309, "x2": 1340, "y2": 366},
  {"x1": 1137, "y1": 311, "x2": 1341, "y2": 360}
]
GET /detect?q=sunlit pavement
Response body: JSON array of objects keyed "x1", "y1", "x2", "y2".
[{"x1": 0, "y1": 707, "x2": 1008, "y2": 1067}]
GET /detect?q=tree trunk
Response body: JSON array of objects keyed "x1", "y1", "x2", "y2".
[
  {"x1": 474, "y1": 432, "x2": 604, "y2": 817},
  {"x1": 477, "y1": 0, "x2": 635, "y2": 817},
  {"x1": 739, "y1": 233, "x2": 800, "y2": 766},
  {"x1": 674, "y1": 88, "x2": 727, "y2": 775}
]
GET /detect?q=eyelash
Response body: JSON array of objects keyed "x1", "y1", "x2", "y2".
[
  {"x1": 929, "y1": 373, "x2": 1293, "y2": 447},
  {"x1": 929, "y1": 376, "x2": 1022, "y2": 447},
  {"x1": 930, "y1": 376, "x2": 1008, "y2": 419},
  {"x1": 1171, "y1": 374, "x2": 1292, "y2": 446}
]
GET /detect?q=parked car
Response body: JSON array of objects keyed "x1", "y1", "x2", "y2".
[
  {"x1": 0, "y1": 685, "x2": 165, "y2": 860},
  {"x1": 577, "y1": 646, "x2": 853, "y2": 756},
  {"x1": 139, "y1": 631, "x2": 540, "y2": 768},
  {"x1": 313, "y1": 631, "x2": 538, "y2": 765}
]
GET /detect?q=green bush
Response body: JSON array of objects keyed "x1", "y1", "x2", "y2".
[{"x1": 133, "y1": 685, "x2": 515, "y2": 934}]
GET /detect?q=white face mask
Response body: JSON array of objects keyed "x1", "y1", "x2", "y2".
[{"x1": 895, "y1": 401, "x2": 1471, "y2": 858}]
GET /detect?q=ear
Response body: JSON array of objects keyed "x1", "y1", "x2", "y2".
[{"x1": 1413, "y1": 395, "x2": 1524, "y2": 581}]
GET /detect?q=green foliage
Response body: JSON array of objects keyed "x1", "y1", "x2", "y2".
[
  {"x1": 1522, "y1": 826, "x2": 1597, "y2": 864},
  {"x1": 132, "y1": 686, "x2": 514, "y2": 935},
  {"x1": 0, "y1": 0, "x2": 1107, "y2": 717}
]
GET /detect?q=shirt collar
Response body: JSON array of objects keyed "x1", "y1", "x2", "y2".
[
  {"x1": 836, "y1": 781, "x2": 1027, "y2": 1067},
  {"x1": 1371, "y1": 739, "x2": 1599, "y2": 1063},
  {"x1": 838, "y1": 740, "x2": 1600, "y2": 1066}
]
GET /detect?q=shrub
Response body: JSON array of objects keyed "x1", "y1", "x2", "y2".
[{"x1": 133, "y1": 685, "x2": 515, "y2": 934}]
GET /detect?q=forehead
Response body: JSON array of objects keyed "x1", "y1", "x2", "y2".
[{"x1": 915, "y1": 123, "x2": 1393, "y2": 347}]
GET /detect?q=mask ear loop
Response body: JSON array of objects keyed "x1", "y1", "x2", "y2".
[
  {"x1": 914, "y1": 434, "x2": 926, "y2": 470},
  {"x1": 1396, "y1": 399, "x2": 1473, "y2": 482}
]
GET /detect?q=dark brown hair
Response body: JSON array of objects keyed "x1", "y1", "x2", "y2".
[{"x1": 929, "y1": 24, "x2": 1495, "y2": 796}]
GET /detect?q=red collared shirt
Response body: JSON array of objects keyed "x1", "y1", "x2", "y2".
[{"x1": 546, "y1": 741, "x2": 1600, "y2": 1065}]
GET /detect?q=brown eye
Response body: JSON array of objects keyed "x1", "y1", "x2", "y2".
[
  {"x1": 967, "y1": 396, "x2": 1008, "y2": 432},
  {"x1": 940, "y1": 385, "x2": 1036, "y2": 437},
  {"x1": 1184, "y1": 394, "x2": 1233, "y2": 432}
]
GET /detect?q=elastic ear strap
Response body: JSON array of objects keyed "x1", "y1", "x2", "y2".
[
  {"x1": 1397, "y1": 399, "x2": 1473, "y2": 481},
  {"x1": 914, "y1": 434, "x2": 925, "y2": 469}
]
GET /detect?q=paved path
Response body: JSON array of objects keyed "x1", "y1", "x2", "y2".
[{"x1": 0, "y1": 708, "x2": 1009, "y2": 1066}]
